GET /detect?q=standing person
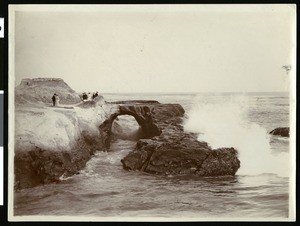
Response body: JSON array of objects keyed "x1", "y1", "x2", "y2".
[
  {"x1": 55, "y1": 94, "x2": 60, "y2": 106},
  {"x1": 52, "y1": 94, "x2": 56, "y2": 106},
  {"x1": 92, "y1": 91, "x2": 99, "y2": 99},
  {"x1": 81, "y1": 92, "x2": 88, "y2": 101}
]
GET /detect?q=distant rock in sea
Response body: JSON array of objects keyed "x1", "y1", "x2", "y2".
[
  {"x1": 269, "y1": 127, "x2": 289, "y2": 137},
  {"x1": 15, "y1": 78, "x2": 81, "y2": 104}
]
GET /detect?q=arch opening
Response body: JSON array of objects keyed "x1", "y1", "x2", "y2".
[{"x1": 111, "y1": 115, "x2": 143, "y2": 141}]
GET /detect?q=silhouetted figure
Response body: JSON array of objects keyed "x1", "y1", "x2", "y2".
[
  {"x1": 92, "y1": 91, "x2": 99, "y2": 99},
  {"x1": 52, "y1": 93, "x2": 59, "y2": 106},
  {"x1": 82, "y1": 92, "x2": 88, "y2": 101},
  {"x1": 52, "y1": 94, "x2": 56, "y2": 106}
]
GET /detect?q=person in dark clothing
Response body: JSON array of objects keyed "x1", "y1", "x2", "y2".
[
  {"x1": 82, "y1": 92, "x2": 88, "y2": 101},
  {"x1": 92, "y1": 91, "x2": 99, "y2": 99},
  {"x1": 52, "y1": 94, "x2": 56, "y2": 106}
]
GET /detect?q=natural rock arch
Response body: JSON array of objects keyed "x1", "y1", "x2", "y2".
[
  {"x1": 99, "y1": 105, "x2": 162, "y2": 149},
  {"x1": 111, "y1": 115, "x2": 141, "y2": 140}
]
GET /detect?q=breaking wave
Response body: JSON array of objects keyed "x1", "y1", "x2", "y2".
[{"x1": 184, "y1": 95, "x2": 289, "y2": 177}]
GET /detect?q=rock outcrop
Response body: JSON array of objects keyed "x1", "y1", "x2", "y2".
[
  {"x1": 99, "y1": 102, "x2": 169, "y2": 148},
  {"x1": 14, "y1": 78, "x2": 118, "y2": 189},
  {"x1": 269, "y1": 127, "x2": 289, "y2": 137},
  {"x1": 14, "y1": 79, "x2": 241, "y2": 189},
  {"x1": 99, "y1": 102, "x2": 187, "y2": 147},
  {"x1": 14, "y1": 105, "x2": 114, "y2": 189},
  {"x1": 122, "y1": 138, "x2": 239, "y2": 177},
  {"x1": 15, "y1": 78, "x2": 81, "y2": 104},
  {"x1": 120, "y1": 102, "x2": 240, "y2": 177},
  {"x1": 14, "y1": 137, "x2": 97, "y2": 189}
]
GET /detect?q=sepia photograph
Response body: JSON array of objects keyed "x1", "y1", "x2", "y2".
[{"x1": 8, "y1": 4, "x2": 296, "y2": 221}]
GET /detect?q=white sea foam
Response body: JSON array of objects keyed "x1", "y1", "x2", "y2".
[{"x1": 184, "y1": 94, "x2": 289, "y2": 177}]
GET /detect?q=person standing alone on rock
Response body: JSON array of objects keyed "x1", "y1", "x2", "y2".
[
  {"x1": 52, "y1": 93, "x2": 59, "y2": 106},
  {"x1": 52, "y1": 94, "x2": 56, "y2": 106}
]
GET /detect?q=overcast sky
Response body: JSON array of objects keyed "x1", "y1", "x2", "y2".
[{"x1": 12, "y1": 5, "x2": 295, "y2": 93}]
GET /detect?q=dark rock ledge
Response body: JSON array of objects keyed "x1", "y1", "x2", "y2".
[
  {"x1": 269, "y1": 127, "x2": 289, "y2": 137},
  {"x1": 15, "y1": 100, "x2": 240, "y2": 190},
  {"x1": 14, "y1": 129, "x2": 105, "y2": 190},
  {"x1": 114, "y1": 102, "x2": 240, "y2": 177}
]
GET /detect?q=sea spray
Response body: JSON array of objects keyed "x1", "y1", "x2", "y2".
[
  {"x1": 183, "y1": 94, "x2": 289, "y2": 177},
  {"x1": 14, "y1": 93, "x2": 290, "y2": 218}
]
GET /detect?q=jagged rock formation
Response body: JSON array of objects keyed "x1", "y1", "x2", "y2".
[
  {"x1": 122, "y1": 139, "x2": 239, "y2": 176},
  {"x1": 99, "y1": 102, "x2": 165, "y2": 149},
  {"x1": 99, "y1": 102, "x2": 186, "y2": 148},
  {"x1": 120, "y1": 102, "x2": 240, "y2": 177},
  {"x1": 14, "y1": 136, "x2": 100, "y2": 189},
  {"x1": 269, "y1": 127, "x2": 289, "y2": 137},
  {"x1": 14, "y1": 79, "x2": 241, "y2": 189},
  {"x1": 14, "y1": 105, "x2": 112, "y2": 189},
  {"x1": 15, "y1": 78, "x2": 81, "y2": 104}
]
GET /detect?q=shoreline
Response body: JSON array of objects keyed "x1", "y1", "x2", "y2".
[
  {"x1": 13, "y1": 78, "x2": 240, "y2": 190},
  {"x1": 14, "y1": 99, "x2": 241, "y2": 190}
]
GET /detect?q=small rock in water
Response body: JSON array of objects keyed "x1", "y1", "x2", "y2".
[{"x1": 269, "y1": 127, "x2": 289, "y2": 137}]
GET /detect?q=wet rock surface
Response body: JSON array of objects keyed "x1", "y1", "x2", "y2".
[
  {"x1": 14, "y1": 80, "x2": 241, "y2": 189},
  {"x1": 14, "y1": 102, "x2": 110, "y2": 189},
  {"x1": 269, "y1": 127, "x2": 289, "y2": 137},
  {"x1": 99, "y1": 102, "x2": 185, "y2": 148},
  {"x1": 121, "y1": 102, "x2": 240, "y2": 177},
  {"x1": 14, "y1": 138, "x2": 94, "y2": 190},
  {"x1": 14, "y1": 123, "x2": 106, "y2": 190}
]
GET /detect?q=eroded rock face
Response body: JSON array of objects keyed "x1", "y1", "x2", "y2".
[
  {"x1": 269, "y1": 127, "x2": 289, "y2": 137},
  {"x1": 121, "y1": 102, "x2": 240, "y2": 177},
  {"x1": 121, "y1": 129, "x2": 240, "y2": 177},
  {"x1": 14, "y1": 104, "x2": 110, "y2": 189},
  {"x1": 99, "y1": 102, "x2": 184, "y2": 149},
  {"x1": 14, "y1": 137, "x2": 94, "y2": 190},
  {"x1": 121, "y1": 138, "x2": 240, "y2": 176},
  {"x1": 98, "y1": 100, "x2": 240, "y2": 177},
  {"x1": 14, "y1": 77, "x2": 241, "y2": 189},
  {"x1": 14, "y1": 131, "x2": 106, "y2": 190},
  {"x1": 15, "y1": 78, "x2": 81, "y2": 104},
  {"x1": 99, "y1": 102, "x2": 186, "y2": 147}
]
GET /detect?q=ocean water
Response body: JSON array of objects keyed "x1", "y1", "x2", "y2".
[{"x1": 13, "y1": 92, "x2": 293, "y2": 220}]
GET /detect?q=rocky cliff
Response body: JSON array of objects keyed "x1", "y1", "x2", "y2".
[
  {"x1": 14, "y1": 78, "x2": 117, "y2": 189},
  {"x1": 14, "y1": 103, "x2": 119, "y2": 189},
  {"x1": 14, "y1": 79, "x2": 240, "y2": 189},
  {"x1": 15, "y1": 78, "x2": 81, "y2": 104}
]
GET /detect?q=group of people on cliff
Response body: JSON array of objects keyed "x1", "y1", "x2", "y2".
[
  {"x1": 51, "y1": 91, "x2": 99, "y2": 106},
  {"x1": 81, "y1": 91, "x2": 99, "y2": 101},
  {"x1": 51, "y1": 93, "x2": 60, "y2": 106}
]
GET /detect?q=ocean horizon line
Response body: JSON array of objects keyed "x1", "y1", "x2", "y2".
[{"x1": 101, "y1": 91, "x2": 289, "y2": 95}]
